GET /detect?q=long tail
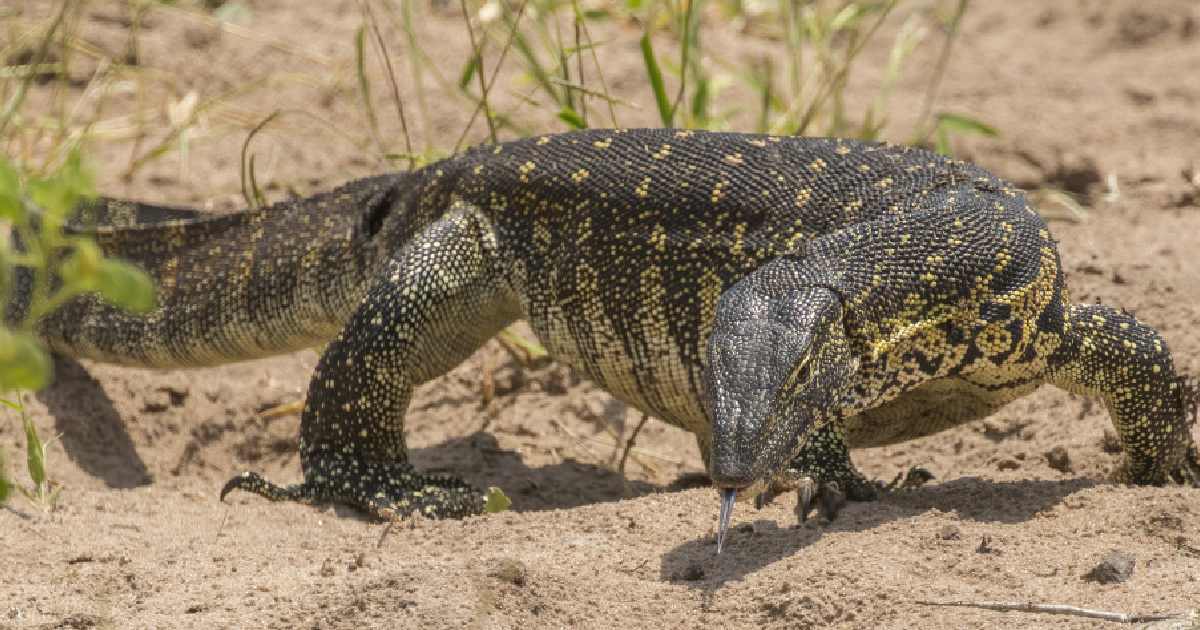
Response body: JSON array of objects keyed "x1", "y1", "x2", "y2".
[{"x1": 28, "y1": 174, "x2": 407, "y2": 368}]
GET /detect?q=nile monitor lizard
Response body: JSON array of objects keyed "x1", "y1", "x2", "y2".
[{"x1": 30, "y1": 129, "x2": 1199, "y2": 537}]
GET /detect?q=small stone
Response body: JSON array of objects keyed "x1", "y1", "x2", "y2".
[
  {"x1": 1083, "y1": 550, "x2": 1135, "y2": 584},
  {"x1": 937, "y1": 525, "x2": 961, "y2": 541},
  {"x1": 996, "y1": 458, "x2": 1021, "y2": 471},
  {"x1": 1045, "y1": 446, "x2": 1072, "y2": 473},
  {"x1": 489, "y1": 558, "x2": 527, "y2": 587},
  {"x1": 319, "y1": 558, "x2": 336, "y2": 577}
]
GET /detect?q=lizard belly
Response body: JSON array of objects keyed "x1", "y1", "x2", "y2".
[
  {"x1": 843, "y1": 374, "x2": 1040, "y2": 448},
  {"x1": 522, "y1": 297, "x2": 714, "y2": 440}
]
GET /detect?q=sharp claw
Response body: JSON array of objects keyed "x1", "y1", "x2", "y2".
[
  {"x1": 219, "y1": 472, "x2": 250, "y2": 501},
  {"x1": 717, "y1": 488, "x2": 737, "y2": 554},
  {"x1": 817, "y1": 482, "x2": 847, "y2": 521},
  {"x1": 755, "y1": 486, "x2": 783, "y2": 510},
  {"x1": 795, "y1": 478, "x2": 818, "y2": 523},
  {"x1": 220, "y1": 471, "x2": 287, "y2": 501}
]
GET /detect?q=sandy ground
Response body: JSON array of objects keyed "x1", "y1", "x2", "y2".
[{"x1": 3, "y1": 1, "x2": 1200, "y2": 628}]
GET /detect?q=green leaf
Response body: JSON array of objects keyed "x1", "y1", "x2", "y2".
[
  {"x1": 0, "y1": 156, "x2": 22, "y2": 222},
  {"x1": 639, "y1": 32, "x2": 673, "y2": 127},
  {"x1": 60, "y1": 239, "x2": 104, "y2": 289},
  {"x1": 22, "y1": 408, "x2": 46, "y2": 488},
  {"x1": 556, "y1": 106, "x2": 587, "y2": 130},
  {"x1": 94, "y1": 259, "x2": 157, "y2": 314},
  {"x1": 28, "y1": 178, "x2": 75, "y2": 222},
  {"x1": 34, "y1": 149, "x2": 94, "y2": 220},
  {"x1": 484, "y1": 486, "x2": 511, "y2": 513},
  {"x1": 934, "y1": 112, "x2": 999, "y2": 138},
  {"x1": 0, "y1": 329, "x2": 51, "y2": 391}
]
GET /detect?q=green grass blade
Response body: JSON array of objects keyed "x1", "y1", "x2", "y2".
[
  {"x1": 639, "y1": 31, "x2": 672, "y2": 127},
  {"x1": 934, "y1": 112, "x2": 999, "y2": 137},
  {"x1": 0, "y1": 448, "x2": 11, "y2": 504},
  {"x1": 22, "y1": 406, "x2": 46, "y2": 489},
  {"x1": 354, "y1": 25, "x2": 383, "y2": 152},
  {"x1": 239, "y1": 111, "x2": 280, "y2": 208}
]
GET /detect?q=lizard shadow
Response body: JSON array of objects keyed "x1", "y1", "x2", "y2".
[
  {"x1": 409, "y1": 431, "x2": 671, "y2": 512},
  {"x1": 659, "y1": 476, "x2": 1097, "y2": 592},
  {"x1": 36, "y1": 355, "x2": 153, "y2": 488}
]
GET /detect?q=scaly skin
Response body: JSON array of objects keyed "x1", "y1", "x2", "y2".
[{"x1": 27, "y1": 129, "x2": 1198, "y2": 523}]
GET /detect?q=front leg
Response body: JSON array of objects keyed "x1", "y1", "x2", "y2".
[
  {"x1": 755, "y1": 420, "x2": 936, "y2": 521},
  {"x1": 223, "y1": 205, "x2": 521, "y2": 518}
]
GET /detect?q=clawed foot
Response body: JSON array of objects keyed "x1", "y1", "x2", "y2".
[
  {"x1": 1168, "y1": 445, "x2": 1200, "y2": 487},
  {"x1": 221, "y1": 455, "x2": 485, "y2": 519},
  {"x1": 754, "y1": 465, "x2": 934, "y2": 522}
]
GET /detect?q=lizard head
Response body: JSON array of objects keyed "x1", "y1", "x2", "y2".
[{"x1": 705, "y1": 264, "x2": 858, "y2": 518}]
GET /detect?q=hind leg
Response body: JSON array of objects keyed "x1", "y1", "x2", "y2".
[
  {"x1": 223, "y1": 204, "x2": 522, "y2": 518},
  {"x1": 1049, "y1": 303, "x2": 1198, "y2": 486}
]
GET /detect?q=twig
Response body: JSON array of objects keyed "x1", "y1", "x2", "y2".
[
  {"x1": 364, "y1": 1, "x2": 415, "y2": 170},
  {"x1": 214, "y1": 508, "x2": 230, "y2": 542},
  {"x1": 913, "y1": 0, "x2": 970, "y2": 143},
  {"x1": 0, "y1": 0, "x2": 73, "y2": 136},
  {"x1": 570, "y1": 0, "x2": 617, "y2": 126},
  {"x1": 239, "y1": 111, "x2": 281, "y2": 208},
  {"x1": 547, "y1": 78, "x2": 637, "y2": 108},
  {"x1": 618, "y1": 412, "x2": 650, "y2": 497},
  {"x1": 496, "y1": 327, "x2": 548, "y2": 365},
  {"x1": 376, "y1": 519, "x2": 396, "y2": 548},
  {"x1": 548, "y1": 417, "x2": 606, "y2": 463},
  {"x1": 459, "y1": 0, "x2": 497, "y2": 143},
  {"x1": 453, "y1": 0, "x2": 530, "y2": 154},
  {"x1": 912, "y1": 600, "x2": 1191, "y2": 624},
  {"x1": 258, "y1": 399, "x2": 304, "y2": 419},
  {"x1": 668, "y1": 0, "x2": 698, "y2": 124}
]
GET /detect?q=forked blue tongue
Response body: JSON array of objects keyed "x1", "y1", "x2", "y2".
[{"x1": 717, "y1": 488, "x2": 737, "y2": 554}]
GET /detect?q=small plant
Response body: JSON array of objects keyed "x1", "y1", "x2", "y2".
[
  {"x1": 0, "y1": 151, "x2": 157, "y2": 510},
  {"x1": 0, "y1": 2, "x2": 157, "y2": 509},
  {"x1": 431, "y1": 1, "x2": 996, "y2": 151}
]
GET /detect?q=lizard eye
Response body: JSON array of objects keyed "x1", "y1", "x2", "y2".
[{"x1": 788, "y1": 357, "x2": 812, "y2": 391}]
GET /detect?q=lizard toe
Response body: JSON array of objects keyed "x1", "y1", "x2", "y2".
[
  {"x1": 221, "y1": 456, "x2": 485, "y2": 520},
  {"x1": 754, "y1": 473, "x2": 864, "y2": 523},
  {"x1": 221, "y1": 471, "x2": 308, "y2": 503},
  {"x1": 794, "y1": 478, "x2": 848, "y2": 523},
  {"x1": 884, "y1": 466, "x2": 936, "y2": 492}
]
